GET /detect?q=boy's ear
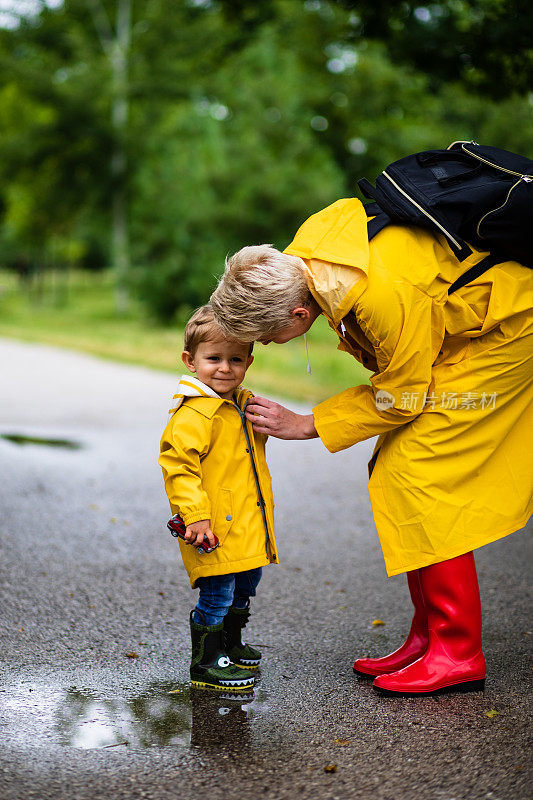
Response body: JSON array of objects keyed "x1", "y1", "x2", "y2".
[{"x1": 182, "y1": 350, "x2": 196, "y2": 372}]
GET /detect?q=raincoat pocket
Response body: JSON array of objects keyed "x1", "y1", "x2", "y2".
[
  {"x1": 433, "y1": 335, "x2": 471, "y2": 367},
  {"x1": 211, "y1": 487, "x2": 234, "y2": 544}
]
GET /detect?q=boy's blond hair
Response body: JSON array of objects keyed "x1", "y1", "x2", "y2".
[
  {"x1": 210, "y1": 245, "x2": 309, "y2": 342},
  {"x1": 184, "y1": 305, "x2": 253, "y2": 355}
]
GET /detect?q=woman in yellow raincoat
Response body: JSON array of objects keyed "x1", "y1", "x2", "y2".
[{"x1": 210, "y1": 197, "x2": 533, "y2": 695}]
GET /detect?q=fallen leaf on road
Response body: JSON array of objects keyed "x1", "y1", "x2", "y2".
[
  {"x1": 485, "y1": 709, "x2": 499, "y2": 719},
  {"x1": 168, "y1": 688, "x2": 181, "y2": 694},
  {"x1": 372, "y1": 619, "x2": 385, "y2": 627},
  {"x1": 324, "y1": 764, "x2": 337, "y2": 773},
  {"x1": 110, "y1": 517, "x2": 118, "y2": 524},
  {"x1": 125, "y1": 652, "x2": 139, "y2": 659},
  {"x1": 334, "y1": 739, "x2": 351, "y2": 746}
]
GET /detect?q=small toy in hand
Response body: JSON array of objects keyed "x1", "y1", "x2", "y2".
[{"x1": 167, "y1": 513, "x2": 219, "y2": 554}]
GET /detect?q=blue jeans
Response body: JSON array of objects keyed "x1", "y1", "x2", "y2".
[{"x1": 193, "y1": 567, "x2": 263, "y2": 626}]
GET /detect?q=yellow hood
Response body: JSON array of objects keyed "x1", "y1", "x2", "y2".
[
  {"x1": 284, "y1": 198, "x2": 369, "y2": 324},
  {"x1": 167, "y1": 375, "x2": 252, "y2": 419}
]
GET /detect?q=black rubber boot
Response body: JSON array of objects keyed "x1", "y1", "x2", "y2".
[
  {"x1": 189, "y1": 611, "x2": 255, "y2": 691},
  {"x1": 223, "y1": 601, "x2": 262, "y2": 670}
]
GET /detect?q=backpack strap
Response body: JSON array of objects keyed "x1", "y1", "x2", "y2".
[
  {"x1": 362, "y1": 200, "x2": 392, "y2": 242},
  {"x1": 360, "y1": 194, "x2": 501, "y2": 293},
  {"x1": 367, "y1": 212, "x2": 392, "y2": 241},
  {"x1": 448, "y1": 253, "x2": 501, "y2": 294}
]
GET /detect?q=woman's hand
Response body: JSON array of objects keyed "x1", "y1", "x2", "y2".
[
  {"x1": 245, "y1": 397, "x2": 318, "y2": 440},
  {"x1": 184, "y1": 519, "x2": 216, "y2": 549}
]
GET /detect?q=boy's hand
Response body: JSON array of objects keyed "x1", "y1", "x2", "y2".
[{"x1": 184, "y1": 519, "x2": 216, "y2": 549}]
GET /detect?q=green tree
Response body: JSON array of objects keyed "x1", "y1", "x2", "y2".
[
  {"x1": 336, "y1": 0, "x2": 533, "y2": 98},
  {"x1": 0, "y1": 0, "x2": 531, "y2": 323}
]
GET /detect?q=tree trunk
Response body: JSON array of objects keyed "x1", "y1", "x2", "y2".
[{"x1": 110, "y1": 0, "x2": 131, "y2": 313}]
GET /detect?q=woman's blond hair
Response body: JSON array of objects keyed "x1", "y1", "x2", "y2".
[{"x1": 210, "y1": 245, "x2": 309, "y2": 341}]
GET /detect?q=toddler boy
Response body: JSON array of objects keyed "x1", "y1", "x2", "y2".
[{"x1": 159, "y1": 305, "x2": 278, "y2": 691}]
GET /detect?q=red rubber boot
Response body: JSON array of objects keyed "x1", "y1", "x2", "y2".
[
  {"x1": 373, "y1": 552, "x2": 486, "y2": 695},
  {"x1": 353, "y1": 570, "x2": 428, "y2": 677}
]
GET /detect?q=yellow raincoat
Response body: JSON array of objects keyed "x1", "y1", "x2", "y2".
[
  {"x1": 159, "y1": 376, "x2": 278, "y2": 587},
  {"x1": 284, "y1": 198, "x2": 533, "y2": 576}
]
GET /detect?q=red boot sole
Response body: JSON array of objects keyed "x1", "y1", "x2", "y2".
[
  {"x1": 353, "y1": 666, "x2": 397, "y2": 678},
  {"x1": 373, "y1": 678, "x2": 485, "y2": 696},
  {"x1": 353, "y1": 667, "x2": 380, "y2": 678}
]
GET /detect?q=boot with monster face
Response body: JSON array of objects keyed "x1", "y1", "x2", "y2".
[
  {"x1": 223, "y1": 601, "x2": 261, "y2": 670},
  {"x1": 189, "y1": 611, "x2": 255, "y2": 691}
]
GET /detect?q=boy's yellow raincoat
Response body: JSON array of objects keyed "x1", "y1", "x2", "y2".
[
  {"x1": 285, "y1": 198, "x2": 533, "y2": 576},
  {"x1": 159, "y1": 376, "x2": 278, "y2": 587}
]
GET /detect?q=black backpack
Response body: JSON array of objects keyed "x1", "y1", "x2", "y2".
[{"x1": 358, "y1": 141, "x2": 533, "y2": 293}]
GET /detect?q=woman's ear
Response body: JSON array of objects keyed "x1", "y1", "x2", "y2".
[
  {"x1": 182, "y1": 350, "x2": 196, "y2": 372},
  {"x1": 291, "y1": 306, "x2": 311, "y2": 321}
]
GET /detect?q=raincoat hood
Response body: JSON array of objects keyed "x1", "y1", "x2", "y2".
[
  {"x1": 284, "y1": 198, "x2": 369, "y2": 324},
  {"x1": 168, "y1": 375, "x2": 252, "y2": 418}
]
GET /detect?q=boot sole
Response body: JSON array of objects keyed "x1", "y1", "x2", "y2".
[
  {"x1": 353, "y1": 665, "x2": 423, "y2": 678},
  {"x1": 191, "y1": 679, "x2": 255, "y2": 692},
  {"x1": 373, "y1": 678, "x2": 485, "y2": 697},
  {"x1": 353, "y1": 667, "x2": 390, "y2": 678}
]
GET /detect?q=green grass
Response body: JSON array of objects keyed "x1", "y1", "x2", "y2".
[{"x1": 0, "y1": 269, "x2": 370, "y2": 404}]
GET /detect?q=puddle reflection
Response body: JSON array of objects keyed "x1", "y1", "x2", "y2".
[{"x1": 56, "y1": 682, "x2": 269, "y2": 750}]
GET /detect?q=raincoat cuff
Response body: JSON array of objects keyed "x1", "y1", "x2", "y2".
[
  {"x1": 312, "y1": 389, "x2": 369, "y2": 453},
  {"x1": 312, "y1": 409, "x2": 346, "y2": 453},
  {"x1": 180, "y1": 509, "x2": 211, "y2": 526}
]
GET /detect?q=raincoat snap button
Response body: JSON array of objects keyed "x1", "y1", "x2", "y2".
[{"x1": 226, "y1": 514, "x2": 232, "y2": 521}]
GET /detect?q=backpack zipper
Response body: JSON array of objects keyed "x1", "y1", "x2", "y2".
[
  {"x1": 461, "y1": 144, "x2": 533, "y2": 179},
  {"x1": 382, "y1": 170, "x2": 463, "y2": 250},
  {"x1": 476, "y1": 176, "x2": 530, "y2": 239},
  {"x1": 447, "y1": 140, "x2": 478, "y2": 150}
]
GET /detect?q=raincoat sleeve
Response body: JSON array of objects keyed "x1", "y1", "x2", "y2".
[
  {"x1": 159, "y1": 410, "x2": 212, "y2": 525},
  {"x1": 313, "y1": 267, "x2": 445, "y2": 452}
]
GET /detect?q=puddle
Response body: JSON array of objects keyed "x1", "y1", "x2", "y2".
[
  {"x1": 1, "y1": 433, "x2": 82, "y2": 450},
  {"x1": 0, "y1": 681, "x2": 270, "y2": 751}
]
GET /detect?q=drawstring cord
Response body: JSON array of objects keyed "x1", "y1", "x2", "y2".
[{"x1": 304, "y1": 333, "x2": 311, "y2": 374}]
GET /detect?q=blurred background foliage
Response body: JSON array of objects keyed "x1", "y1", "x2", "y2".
[{"x1": 0, "y1": 1, "x2": 531, "y2": 342}]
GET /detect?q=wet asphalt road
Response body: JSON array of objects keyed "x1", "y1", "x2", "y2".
[{"x1": 0, "y1": 337, "x2": 531, "y2": 800}]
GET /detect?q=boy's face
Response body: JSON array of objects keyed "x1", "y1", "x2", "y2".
[{"x1": 182, "y1": 339, "x2": 253, "y2": 400}]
